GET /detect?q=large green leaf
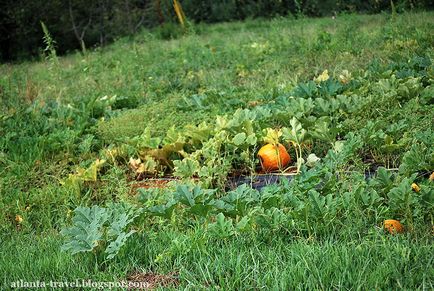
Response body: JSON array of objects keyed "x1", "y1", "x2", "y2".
[
  {"x1": 60, "y1": 206, "x2": 109, "y2": 254},
  {"x1": 173, "y1": 158, "x2": 200, "y2": 178}
]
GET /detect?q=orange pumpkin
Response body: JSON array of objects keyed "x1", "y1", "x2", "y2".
[
  {"x1": 258, "y1": 143, "x2": 291, "y2": 172},
  {"x1": 383, "y1": 219, "x2": 404, "y2": 234}
]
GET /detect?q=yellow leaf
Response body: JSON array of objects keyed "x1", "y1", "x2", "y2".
[
  {"x1": 129, "y1": 157, "x2": 142, "y2": 172},
  {"x1": 60, "y1": 173, "x2": 82, "y2": 194},
  {"x1": 339, "y1": 69, "x2": 352, "y2": 84},
  {"x1": 137, "y1": 163, "x2": 146, "y2": 174},
  {"x1": 15, "y1": 215, "x2": 23, "y2": 224},
  {"x1": 314, "y1": 70, "x2": 330, "y2": 83},
  {"x1": 411, "y1": 183, "x2": 421, "y2": 192},
  {"x1": 263, "y1": 128, "x2": 282, "y2": 145},
  {"x1": 81, "y1": 159, "x2": 106, "y2": 182}
]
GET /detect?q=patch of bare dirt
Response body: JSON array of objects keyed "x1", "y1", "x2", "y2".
[
  {"x1": 126, "y1": 271, "x2": 179, "y2": 289},
  {"x1": 130, "y1": 179, "x2": 173, "y2": 194}
]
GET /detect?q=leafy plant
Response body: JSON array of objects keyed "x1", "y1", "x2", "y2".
[
  {"x1": 173, "y1": 184, "x2": 215, "y2": 217},
  {"x1": 208, "y1": 213, "x2": 235, "y2": 239},
  {"x1": 387, "y1": 175, "x2": 419, "y2": 224},
  {"x1": 255, "y1": 207, "x2": 287, "y2": 231},
  {"x1": 147, "y1": 199, "x2": 178, "y2": 219},
  {"x1": 399, "y1": 137, "x2": 434, "y2": 175},
  {"x1": 282, "y1": 117, "x2": 307, "y2": 173},
  {"x1": 40, "y1": 21, "x2": 58, "y2": 64},
  {"x1": 61, "y1": 203, "x2": 142, "y2": 259},
  {"x1": 61, "y1": 205, "x2": 109, "y2": 255},
  {"x1": 213, "y1": 184, "x2": 259, "y2": 217},
  {"x1": 61, "y1": 159, "x2": 106, "y2": 194}
]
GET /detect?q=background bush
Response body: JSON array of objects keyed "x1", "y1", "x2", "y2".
[{"x1": 1, "y1": 0, "x2": 432, "y2": 61}]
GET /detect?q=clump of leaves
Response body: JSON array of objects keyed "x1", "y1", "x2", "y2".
[
  {"x1": 60, "y1": 159, "x2": 106, "y2": 194},
  {"x1": 399, "y1": 130, "x2": 434, "y2": 176},
  {"x1": 174, "y1": 184, "x2": 216, "y2": 217},
  {"x1": 282, "y1": 117, "x2": 307, "y2": 172},
  {"x1": 61, "y1": 203, "x2": 142, "y2": 259},
  {"x1": 208, "y1": 213, "x2": 235, "y2": 239}
]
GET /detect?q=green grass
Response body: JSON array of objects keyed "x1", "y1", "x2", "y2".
[
  {"x1": 2, "y1": 231, "x2": 433, "y2": 289},
  {"x1": 0, "y1": 11, "x2": 433, "y2": 289},
  {"x1": 2, "y1": 12, "x2": 433, "y2": 140}
]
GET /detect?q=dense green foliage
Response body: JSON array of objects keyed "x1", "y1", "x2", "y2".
[
  {"x1": 1, "y1": 12, "x2": 433, "y2": 289},
  {"x1": 1, "y1": 0, "x2": 433, "y2": 61}
]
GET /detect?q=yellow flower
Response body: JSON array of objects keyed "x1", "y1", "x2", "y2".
[
  {"x1": 411, "y1": 183, "x2": 421, "y2": 193},
  {"x1": 314, "y1": 70, "x2": 329, "y2": 83},
  {"x1": 429, "y1": 172, "x2": 434, "y2": 182},
  {"x1": 339, "y1": 69, "x2": 352, "y2": 84},
  {"x1": 15, "y1": 215, "x2": 23, "y2": 224}
]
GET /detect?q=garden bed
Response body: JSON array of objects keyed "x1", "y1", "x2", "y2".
[{"x1": 130, "y1": 167, "x2": 405, "y2": 193}]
